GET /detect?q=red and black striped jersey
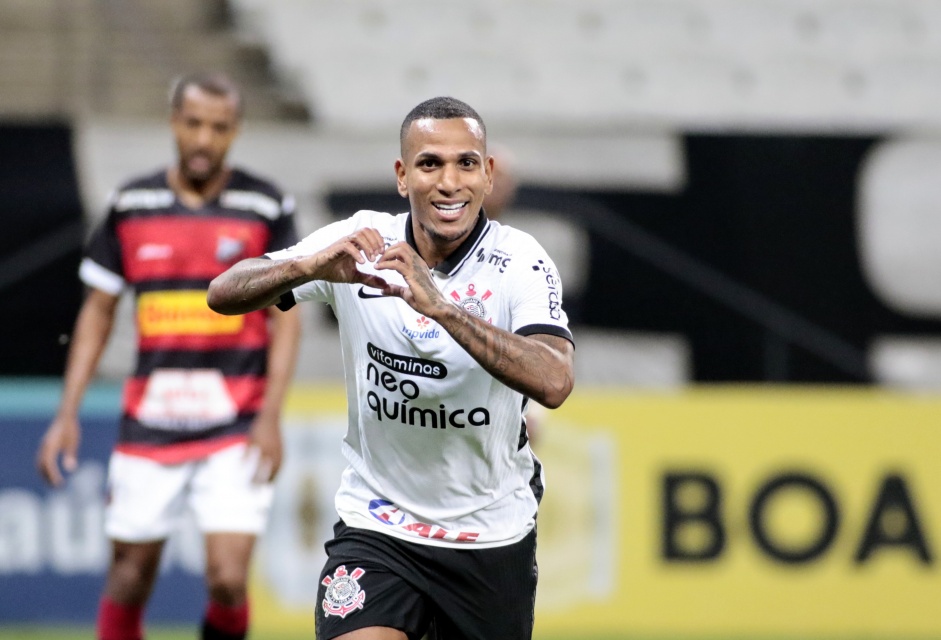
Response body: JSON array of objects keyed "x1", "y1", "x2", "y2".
[{"x1": 79, "y1": 168, "x2": 299, "y2": 463}]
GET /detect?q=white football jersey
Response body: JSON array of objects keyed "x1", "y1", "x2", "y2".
[{"x1": 268, "y1": 210, "x2": 573, "y2": 548}]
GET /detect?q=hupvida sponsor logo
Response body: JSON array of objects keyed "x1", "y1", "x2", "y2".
[
  {"x1": 401, "y1": 315, "x2": 440, "y2": 340},
  {"x1": 364, "y1": 343, "x2": 489, "y2": 429},
  {"x1": 532, "y1": 260, "x2": 561, "y2": 320}
]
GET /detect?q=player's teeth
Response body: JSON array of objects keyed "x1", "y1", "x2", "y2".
[{"x1": 435, "y1": 203, "x2": 464, "y2": 211}]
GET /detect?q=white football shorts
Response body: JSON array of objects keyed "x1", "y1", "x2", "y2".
[{"x1": 104, "y1": 443, "x2": 274, "y2": 542}]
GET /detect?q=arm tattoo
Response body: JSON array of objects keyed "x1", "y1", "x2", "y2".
[
  {"x1": 210, "y1": 258, "x2": 308, "y2": 314},
  {"x1": 442, "y1": 308, "x2": 573, "y2": 408}
]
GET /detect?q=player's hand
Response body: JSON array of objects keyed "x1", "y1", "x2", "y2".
[
  {"x1": 305, "y1": 228, "x2": 390, "y2": 290},
  {"x1": 247, "y1": 414, "x2": 283, "y2": 483},
  {"x1": 374, "y1": 242, "x2": 452, "y2": 318},
  {"x1": 36, "y1": 416, "x2": 81, "y2": 487}
]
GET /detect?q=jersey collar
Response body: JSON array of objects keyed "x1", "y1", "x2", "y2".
[{"x1": 405, "y1": 209, "x2": 491, "y2": 276}]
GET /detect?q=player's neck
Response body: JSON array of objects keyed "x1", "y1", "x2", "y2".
[
  {"x1": 412, "y1": 213, "x2": 483, "y2": 269},
  {"x1": 167, "y1": 166, "x2": 231, "y2": 209},
  {"x1": 413, "y1": 229, "x2": 462, "y2": 270}
]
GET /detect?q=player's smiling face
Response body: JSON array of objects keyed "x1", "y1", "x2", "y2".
[
  {"x1": 171, "y1": 86, "x2": 240, "y2": 185},
  {"x1": 396, "y1": 117, "x2": 493, "y2": 264}
]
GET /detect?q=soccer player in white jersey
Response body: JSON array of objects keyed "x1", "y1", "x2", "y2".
[{"x1": 208, "y1": 96, "x2": 575, "y2": 640}]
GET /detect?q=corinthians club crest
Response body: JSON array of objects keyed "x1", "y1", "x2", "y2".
[
  {"x1": 451, "y1": 283, "x2": 493, "y2": 322},
  {"x1": 322, "y1": 565, "x2": 366, "y2": 618}
]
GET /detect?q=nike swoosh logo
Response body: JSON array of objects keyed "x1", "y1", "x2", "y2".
[{"x1": 357, "y1": 286, "x2": 386, "y2": 300}]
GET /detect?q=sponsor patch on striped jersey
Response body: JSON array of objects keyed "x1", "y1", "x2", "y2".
[
  {"x1": 138, "y1": 290, "x2": 243, "y2": 337},
  {"x1": 114, "y1": 189, "x2": 174, "y2": 212},
  {"x1": 135, "y1": 369, "x2": 237, "y2": 429},
  {"x1": 221, "y1": 190, "x2": 282, "y2": 219}
]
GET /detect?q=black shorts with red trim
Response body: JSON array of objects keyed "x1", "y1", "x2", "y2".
[{"x1": 315, "y1": 520, "x2": 538, "y2": 640}]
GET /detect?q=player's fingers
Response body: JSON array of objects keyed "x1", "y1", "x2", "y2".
[
  {"x1": 346, "y1": 229, "x2": 384, "y2": 260},
  {"x1": 244, "y1": 444, "x2": 270, "y2": 483},
  {"x1": 355, "y1": 273, "x2": 391, "y2": 291},
  {"x1": 374, "y1": 259, "x2": 405, "y2": 280},
  {"x1": 358, "y1": 228, "x2": 387, "y2": 256},
  {"x1": 243, "y1": 442, "x2": 260, "y2": 462},
  {"x1": 269, "y1": 458, "x2": 283, "y2": 481},
  {"x1": 253, "y1": 457, "x2": 274, "y2": 484},
  {"x1": 45, "y1": 467, "x2": 62, "y2": 487},
  {"x1": 63, "y1": 453, "x2": 78, "y2": 473},
  {"x1": 63, "y1": 442, "x2": 78, "y2": 473},
  {"x1": 37, "y1": 445, "x2": 62, "y2": 486},
  {"x1": 378, "y1": 242, "x2": 428, "y2": 274},
  {"x1": 381, "y1": 284, "x2": 409, "y2": 299},
  {"x1": 339, "y1": 239, "x2": 367, "y2": 264},
  {"x1": 378, "y1": 240, "x2": 408, "y2": 259},
  {"x1": 374, "y1": 246, "x2": 412, "y2": 273}
]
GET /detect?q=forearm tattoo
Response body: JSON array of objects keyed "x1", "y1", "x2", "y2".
[
  {"x1": 215, "y1": 259, "x2": 306, "y2": 312},
  {"x1": 442, "y1": 308, "x2": 572, "y2": 407}
]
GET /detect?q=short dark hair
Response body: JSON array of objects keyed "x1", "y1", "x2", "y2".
[
  {"x1": 399, "y1": 96, "x2": 486, "y2": 153},
  {"x1": 169, "y1": 72, "x2": 243, "y2": 118}
]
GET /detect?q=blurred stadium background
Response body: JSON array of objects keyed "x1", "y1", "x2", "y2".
[{"x1": 3, "y1": 0, "x2": 941, "y2": 638}]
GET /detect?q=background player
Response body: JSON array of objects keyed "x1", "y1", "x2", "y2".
[
  {"x1": 207, "y1": 96, "x2": 574, "y2": 639},
  {"x1": 36, "y1": 71, "x2": 301, "y2": 640}
]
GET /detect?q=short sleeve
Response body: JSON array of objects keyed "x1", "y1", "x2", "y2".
[
  {"x1": 266, "y1": 215, "x2": 363, "y2": 307},
  {"x1": 509, "y1": 240, "x2": 573, "y2": 344},
  {"x1": 265, "y1": 194, "x2": 300, "y2": 252},
  {"x1": 78, "y1": 202, "x2": 125, "y2": 295}
]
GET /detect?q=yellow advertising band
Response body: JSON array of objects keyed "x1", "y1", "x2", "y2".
[
  {"x1": 138, "y1": 290, "x2": 243, "y2": 337},
  {"x1": 249, "y1": 386, "x2": 941, "y2": 639}
]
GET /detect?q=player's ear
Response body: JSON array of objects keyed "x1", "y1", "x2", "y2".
[
  {"x1": 484, "y1": 155, "x2": 494, "y2": 195},
  {"x1": 394, "y1": 159, "x2": 408, "y2": 198}
]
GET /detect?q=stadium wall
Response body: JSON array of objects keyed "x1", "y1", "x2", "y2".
[
  {"x1": 0, "y1": 124, "x2": 83, "y2": 376},
  {"x1": 3, "y1": 380, "x2": 940, "y2": 638}
]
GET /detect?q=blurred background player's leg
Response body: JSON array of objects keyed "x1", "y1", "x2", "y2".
[{"x1": 98, "y1": 540, "x2": 164, "y2": 640}]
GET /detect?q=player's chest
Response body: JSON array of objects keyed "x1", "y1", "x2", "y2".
[
  {"x1": 355, "y1": 264, "x2": 508, "y2": 358},
  {"x1": 117, "y1": 214, "x2": 269, "y2": 282}
]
